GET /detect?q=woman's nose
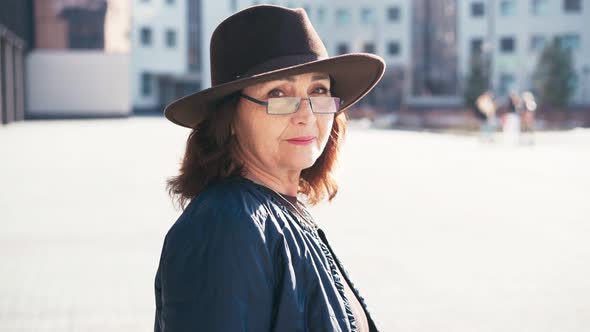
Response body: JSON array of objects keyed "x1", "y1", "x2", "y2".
[{"x1": 291, "y1": 98, "x2": 315, "y2": 124}]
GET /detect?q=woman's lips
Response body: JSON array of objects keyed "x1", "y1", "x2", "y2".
[{"x1": 286, "y1": 136, "x2": 316, "y2": 145}]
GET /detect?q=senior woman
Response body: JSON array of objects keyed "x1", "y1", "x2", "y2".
[{"x1": 154, "y1": 5, "x2": 385, "y2": 332}]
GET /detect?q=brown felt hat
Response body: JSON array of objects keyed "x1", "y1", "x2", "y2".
[{"x1": 164, "y1": 5, "x2": 386, "y2": 129}]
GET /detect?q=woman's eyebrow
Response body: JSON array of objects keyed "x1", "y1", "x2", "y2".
[
  {"x1": 265, "y1": 76, "x2": 296, "y2": 83},
  {"x1": 271, "y1": 74, "x2": 331, "y2": 84},
  {"x1": 311, "y1": 74, "x2": 330, "y2": 81},
  {"x1": 256, "y1": 74, "x2": 330, "y2": 91}
]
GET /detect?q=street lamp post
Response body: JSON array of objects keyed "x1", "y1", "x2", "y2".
[{"x1": 486, "y1": 0, "x2": 496, "y2": 92}]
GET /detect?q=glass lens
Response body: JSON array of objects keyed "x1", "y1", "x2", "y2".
[
  {"x1": 267, "y1": 97, "x2": 300, "y2": 114},
  {"x1": 310, "y1": 97, "x2": 340, "y2": 114},
  {"x1": 266, "y1": 97, "x2": 341, "y2": 114}
]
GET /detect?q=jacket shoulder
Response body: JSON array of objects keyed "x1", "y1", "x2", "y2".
[
  {"x1": 155, "y1": 179, "x2": 279, "y2": 331},
  {"x1": 164, "y1": 178, "x2": 274, "y2": 247}
]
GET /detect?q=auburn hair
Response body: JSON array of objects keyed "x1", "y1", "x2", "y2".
[{"x1": 166, "y1": 92, "x2": 347, "y2": 210}]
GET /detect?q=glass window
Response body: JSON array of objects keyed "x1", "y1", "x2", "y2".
[
  {"x1": 564, "y1": 0, "x2": 581, "y2": 12},
  {"x1": 166, "y1": 0, "x2": 175, "y2": 4},
  {"x1": 471, "y1": 2, "x2": 485, "y2": 17},
  {"x1": 500, "y1": 0, "x2": 517, "y2": 16},
  {"x1": 60, "y1": 4, "x2": 107, "y2": 50},
  {"x1": 558, "y1": 34, "x2": 581, "y2": 51},
  {"x1": 335, "y1": 9, "x2": 351, "y2": 25},
  {"x1": 471, "y1": 38, "x2": 484, "y2": 54},
  {"x1": 387, "y1": 41, "x2": 400, "y2": 56},
  {"x1": 360, "y1": 7, "x2": 375, "y2": 25},
  {"x1": 500, "y1": 37, "x2": 516, "y2": 52},
  {"x1": 531, "y1": 0, "x2": 549, "y2": 15},
  {"x1": 499, "y1": 73, "x2": 515, "y2": 96},
  {"x1": 140, "y1": 27, "x2": 152, "y2": 46},
  {"x1": 530, "y1": 35, "x2": 546, "y2": 51},
  {"x1": 337, "y1": 43, "x2": 349, "y2": 55},
  {"x1": 387, "y1": 6, "x2": 400, "y2": 22},
  {"x1": 141, "y1": 73, "x2": 152, "y2": 96},
  {"x1": 363, "y1": 42, "x2": 376, "y2": 53},
  {"x1": 165, "y1": 29, "x2": 176, "y2": 48}
]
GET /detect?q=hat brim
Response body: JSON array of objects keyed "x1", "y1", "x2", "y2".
[{"x1": 164, "y1": 53, "x2": 386, "y2": 128}]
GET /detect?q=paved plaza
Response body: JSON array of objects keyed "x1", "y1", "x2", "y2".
[{"x1": 0, "y1": 117, "x2": 589, "y2": 331}]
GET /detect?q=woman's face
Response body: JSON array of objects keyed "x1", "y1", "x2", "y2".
[{"x1": 233, "y1": 72, "x2": 335, "y2": 175}]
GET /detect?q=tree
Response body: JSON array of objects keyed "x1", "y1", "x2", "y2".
[
  {"x1": 532, "y1": 37, "x2": 577, "y2": 108},
  {"x1": 464, "y1": 51, "x2": 490, "y2": 109}
]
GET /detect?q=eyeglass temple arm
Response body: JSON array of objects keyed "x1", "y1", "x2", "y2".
[{"x1": 240, "y1": 93, "x2": 268, "y2": 106}]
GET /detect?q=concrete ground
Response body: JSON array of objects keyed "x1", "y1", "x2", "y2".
[{"x1": 0, "y1": 117, "x2": 589, "y2": 331}]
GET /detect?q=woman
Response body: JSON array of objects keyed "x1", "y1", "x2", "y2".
[
  {"x1": 475, "y1": 90, "x2": 497, "y2": 143},
  {"x1": 154, "y1": 5, "x2": 385, "y2": 331},
  {"x1": 520, "y1": 91, "x2": 537, "y2": 145}
]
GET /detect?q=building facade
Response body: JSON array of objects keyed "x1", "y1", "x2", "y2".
[
  {"x1": 459, "y1": 0, "x2": 590, "y2": 105},
  {"x1": 410, "y1": 0, "x2": 461, "y2": 107},
  {"x1": 131, "y1": 0, "x2": 590, "y2": 115},
  {"x1": 131, "y1": 0, "x2": 201, "y2": 113},
  {"x1": 0, "y1": 0, "x2": 34, "y2": 125},
  {"x1": 132, "y1": 0, "x2": 461, "y2": 112}
]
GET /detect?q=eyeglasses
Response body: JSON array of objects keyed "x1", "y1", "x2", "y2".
[{"x1": 240, "y1": 93, "x2": 344, "y2": 115}]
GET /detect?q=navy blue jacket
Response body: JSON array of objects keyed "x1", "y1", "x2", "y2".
[{"x1": 154, "y1": 176, "x2": 379, "y2": 331}]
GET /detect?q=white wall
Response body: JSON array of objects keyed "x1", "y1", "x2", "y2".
[
  {"x1": 26, "y1": 51, "x2": 131, "y2": 117},
  {"x1": 105, "y1": 0, "x2": 132, "y2": 54}
]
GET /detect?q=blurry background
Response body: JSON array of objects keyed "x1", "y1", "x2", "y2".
[
  {"x1": 0, "y1": 0, "x2": 589, "y2": 331},
  {"x1": 1, "y1": 0, "x2": 589, "y2": 126}
]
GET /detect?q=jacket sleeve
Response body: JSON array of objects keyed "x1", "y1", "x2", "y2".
[{"x1": 156, "y1": 205, "x2": 276, "y2": 332}]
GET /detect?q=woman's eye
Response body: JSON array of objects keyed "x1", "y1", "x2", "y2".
[
  {"x1": 268, "y1": 89, "x2": 284, "y2": 98},
  {"x1": 312, "y1": 87, "x2": 329, "y2": 95}
]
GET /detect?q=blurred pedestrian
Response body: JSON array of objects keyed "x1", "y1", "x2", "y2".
[
  {"x1": 520, "y1": 91, "x2": 537, "y2": 145},
  {"x1": 475, "y1": 90, "x2": 497, "y2": 143},
  {"x1": 503, "y1": 91, "x2": 522, "y2": 146},
  {"x1": 154, "y1": 5, "x2": 384, "y2": 332}
]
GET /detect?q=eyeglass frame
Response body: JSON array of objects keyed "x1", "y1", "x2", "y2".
[{"x1": 240, "y1": 93, "x2": 345, "y2": 115}]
